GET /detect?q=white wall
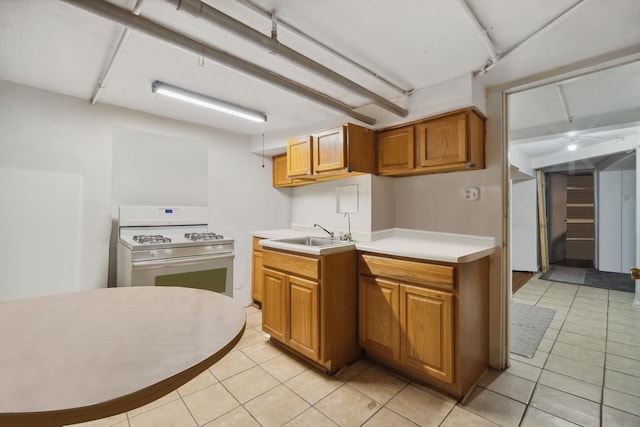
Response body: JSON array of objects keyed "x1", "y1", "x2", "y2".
[
  {"x1": 393, "y1": 168, "x2": 500, "y2": 236},
  {"x1": 599, "y1": 169, "x2": 636, "y2": 273},
  {"x1": 371, "y1": 175, "x2": 395, "y2": 231},
  {"x1": 291, "y1": 174, "x2": 371, "y2": 237},
  {"x1": 511, "y1": 178, "x2": 539, "y2": 271},
  {"x1": 0, "y1": 81, "x2": 290, "y2": 304}
]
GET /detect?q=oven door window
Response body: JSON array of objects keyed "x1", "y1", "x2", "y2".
[{"x1": 155, "y1": 268, "x2": 227, "y2": 294}]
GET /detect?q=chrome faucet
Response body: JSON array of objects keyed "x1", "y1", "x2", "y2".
[
  {"x1": 342, "y1": 213, "x2": 352, "y2": 241},
  {"x1": 313, "y1": 223, "x2": 334, "y2": 238}
]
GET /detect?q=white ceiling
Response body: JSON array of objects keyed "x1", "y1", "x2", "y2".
[
  {"x1": 1, "y1": 0, "x2": 639, "y2": 146},
  {"x1": 509, "y1": 60, "x2": 640, "y2": 171}
]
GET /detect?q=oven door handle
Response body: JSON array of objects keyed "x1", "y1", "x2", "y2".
[{"x1": 131, "y1": 254, "x2": 234, "y2": 269}]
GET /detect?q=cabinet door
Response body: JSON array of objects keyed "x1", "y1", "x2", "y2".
[
  {"x1": 358, "y1": 275, "x2": 400, "y2": 361},
  {"x1": 377, "y1": 126, "x2": 414, "y2": 175},
  {"x1": 272, "y1": 154, "x2": 292, "y2": 187},
  {"x1": 287, "y1": 136, "x2": 312, "y2": 177},
  {"x1": 262, "y1": 268, "x2": 287, "y2": 343},
  {"x1": 287, "y1": 275, "x2": 320, "y2": 361},
  {"x1": 312, "y1": 126, "x2": 345, "y2": 174},
  {"x1": 415, "y1": 113, "x2": 467, "y2": 168},
  {"x1": 399, "y1": 284, "x2": 454, "y2": 384},
  {"x1": 251, "y1": 250, "x2": 263, "y2": 303}
]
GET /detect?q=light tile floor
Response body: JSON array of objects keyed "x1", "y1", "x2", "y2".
[{"x1": 70, "y1": 278, "x2": 639, "y2": 426}]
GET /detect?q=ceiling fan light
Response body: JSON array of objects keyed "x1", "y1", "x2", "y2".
[{"x1": 151, "y1": 81, "x2": 267, "y2": 123}]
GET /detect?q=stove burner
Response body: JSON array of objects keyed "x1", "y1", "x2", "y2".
[
  {"x1": 184, "y1": 232, "x2": 224, "y2": 241},
  {"x1": 133, "y1": 235, "x2": 172, "y2": 244}
]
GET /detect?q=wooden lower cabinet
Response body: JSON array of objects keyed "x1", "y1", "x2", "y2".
[
  {"x1": 261, "y1": 248, "x2": 360, "y2": 373},
  {"x1": 399, "y1": 284, "x2": 453, "y2": 384},
  {"x1": 358, "y1": 276, "x2": 399, "y2": 361},
  {"x1": 358, "y1": 252, "x2": 489, "y2": 400},
  {"x1": 287, "y1": 275, "x2": 320, "y2": 361},
  {"x1": 251, "y1": 237, "x2": 265, "y2": 304},
  {"x1": 262, "y1": 268, "x2": 286, "y2": 342}
]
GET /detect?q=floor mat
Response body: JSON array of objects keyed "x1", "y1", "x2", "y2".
[
  {"x1": 539, "y1": 266, "x2": 586, "y2": 284},
  {"x1": 540, "y1": 266, "x2": 635, "y2": 292},
  {"x1": 584, "y1": 270, "x2": 635, "y2": 292},
  {"x1": 510, "y1": 302, "x2": 556, "y2": 358}
]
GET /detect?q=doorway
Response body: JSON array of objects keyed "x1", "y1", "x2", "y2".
[{"x1": 546, "y1": 170, "x2": 595, "y2": 269}]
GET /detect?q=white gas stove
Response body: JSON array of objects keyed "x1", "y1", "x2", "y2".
[{"x1": 116, "y1": 206, "x2": 234, "y2": 297}]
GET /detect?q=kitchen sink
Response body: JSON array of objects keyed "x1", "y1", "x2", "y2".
[
  {"x1": 260, "y1": 235, "x2": 355, "y2": 255},
  {"x1": 275, "y1": 236, "x2": 344, "y2": 247}
]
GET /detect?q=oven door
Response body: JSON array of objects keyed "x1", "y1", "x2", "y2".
[{"x1": 130, "y1": 254, "x2": 234, "y2": 298}]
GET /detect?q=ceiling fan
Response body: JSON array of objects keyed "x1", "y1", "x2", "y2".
[{"x1": 563, "y1": 134, "x2": 621, "y2": 151}]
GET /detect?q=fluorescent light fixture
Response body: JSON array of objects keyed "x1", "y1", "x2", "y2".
[{"x1": 151, "y1": 81, "x2": 266, "y2": 123}]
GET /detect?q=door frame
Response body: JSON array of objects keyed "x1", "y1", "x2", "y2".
[{"x1": 492, "y1": 51, "x2": 640, "y2": 369}]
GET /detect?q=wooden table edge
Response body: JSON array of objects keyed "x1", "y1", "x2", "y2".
[{"x1": 0, "y1": 323, "x2": 246, "y2": 427}]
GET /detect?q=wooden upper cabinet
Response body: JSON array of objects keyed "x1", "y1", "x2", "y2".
[
  {"x1": 272, "y1": 154, "x2": 293, "y2": 187},
  {"x1": 313, "y1": 126, "x2": 346, "y2": 174},
  {"x1": 313, "y1": 123, "x2": 375, "y2": 177},
  {"x1": 416, "y1": 113, "x2": 467, "y2": 168},
  {"x1": 377, "y1": 126, "x2": 414, "y2": 175},
  {"x1": 376, "y1": 107, "x2": 485, "y2": 177},
  {"x1": 274, "y1": 123, "x2": 375, "y2": 187},
  {"x1": 287, "y1": 135, "x2": 313, "y2": 177}
]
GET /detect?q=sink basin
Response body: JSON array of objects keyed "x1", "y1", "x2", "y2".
[
  {"x1": 260, "y1": 235, "x2": 355, "y2": 255},
  {"x1": 276, "y1": 236, "x2": 344, "y2": 247}
]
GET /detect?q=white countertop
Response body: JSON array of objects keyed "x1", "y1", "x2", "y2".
[
  {"x1": 253, "y1": 228, "x2": 495, "y2": 263},
  {"x1": 355, "y1": 229, "x2": 495, "y2": 263}
]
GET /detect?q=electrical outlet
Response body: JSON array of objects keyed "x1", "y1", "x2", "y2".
[{"x1": 464, "y1": 187, "x2": 479, "y2": 201}]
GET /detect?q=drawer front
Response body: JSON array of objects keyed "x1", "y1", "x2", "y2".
[
  {"x1": 359, "y1": 254, "x2": 454, "y2": 289},
  {"x1": 253, "y1": 236, "x2": 264, "y2": 251},
  {"x1": 263, "y1": 250, "x2": 320, "y2": 280}
]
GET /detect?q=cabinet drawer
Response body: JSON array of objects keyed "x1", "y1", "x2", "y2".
[
  {"x1": 359, "y1": 254, "x2": 454, "y2": 289},
  {"x1": 263, "y1": 250, "x2": 320, "y2": 280}
]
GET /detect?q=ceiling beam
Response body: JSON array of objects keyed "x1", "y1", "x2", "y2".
[
  {"x1": 61, "y1": 0, "x2": 378, "y2": 125},
  {"x1": 168, "y1": 0, "x2": 409, "y2": 117},
  {"x1": 90, "y1": 0, "x2": 145, "y2": 104},
  {"x1": 234, "y1": 0, "x2": 412, "y2": 97}
]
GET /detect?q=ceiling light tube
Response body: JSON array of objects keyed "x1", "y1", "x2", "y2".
[{"x1": 151, "y1": 81, "x2": 267, "y2": 123}]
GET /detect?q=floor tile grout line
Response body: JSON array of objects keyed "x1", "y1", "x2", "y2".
[
  {"x1": 527, "y1": 280, "x2": 604, "y2": 424},
  {"x1": 105, "y1": 281, "x2": 636, "y2": 427}
]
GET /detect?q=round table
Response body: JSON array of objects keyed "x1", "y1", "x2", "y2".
[{"x1": 0, "y1": 287, "x2": 246, "y2": 427}]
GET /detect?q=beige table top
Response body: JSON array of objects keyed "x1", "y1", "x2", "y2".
[{"x1": 0, "y1": 287, "x2": 246, "y2": 427}]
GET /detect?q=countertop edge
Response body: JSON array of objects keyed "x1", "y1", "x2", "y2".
[
  {"x1": 253, "y1": 229, "x2": 496, "y2": 263},
  {"x1": 354, "y1": 243, "x2": 495, "y2": 263}
]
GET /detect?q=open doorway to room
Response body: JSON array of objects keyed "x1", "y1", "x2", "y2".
[
  {"x1": 506, "y1": 60, "x2": 640, "y2": 374},
  {"x1": 547, "y1": 170, "x2": 595, "y2": 269},
  {"x1": 508, "y1": 60, "x2": 639, "y2": 293},
  {"x1": 534, "y1": 156, "x2": 637, "y2": 292}
]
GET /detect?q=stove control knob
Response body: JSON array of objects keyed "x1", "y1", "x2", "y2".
[
  {"x1": 205, "y1": 246, "x2": 214, "y2": 252},
  {"x1": 163, "y1": 249, "x2": 172, "y2": 256},
  {"x1": 149, "y1": 251, "x2": 157, "y2": 257}
]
